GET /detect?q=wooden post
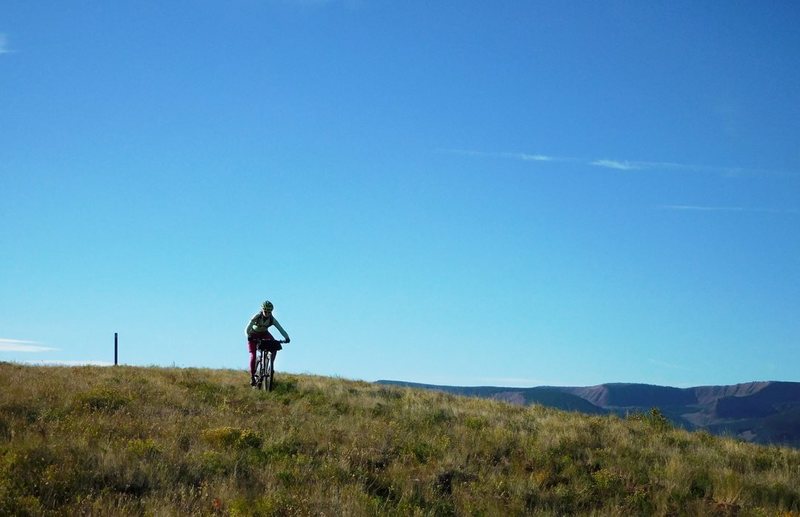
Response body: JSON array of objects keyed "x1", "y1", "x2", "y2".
[{"x1": 114, "y1": 333, "x2": 118, "y2": 366}]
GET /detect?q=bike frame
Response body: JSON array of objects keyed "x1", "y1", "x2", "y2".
[{"x1": 252, "y1": 338, "x2": 286, "y2": 391}]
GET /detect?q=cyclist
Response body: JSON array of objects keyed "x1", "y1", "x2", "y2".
[{"x1": 246, "y1": 300, "x2": 291, "y2": 386}]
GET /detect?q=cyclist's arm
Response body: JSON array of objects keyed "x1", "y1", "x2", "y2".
[
  {"x1": 245, "y1": 313, "x2": 259, "y2": 338},
  {"x1": 272, "y1": 318, "x2": 290, "y2": 342}
]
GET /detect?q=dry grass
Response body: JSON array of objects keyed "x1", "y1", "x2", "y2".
[{"x1": 1, "y1": 362, "x2": 799, "y2": 516}]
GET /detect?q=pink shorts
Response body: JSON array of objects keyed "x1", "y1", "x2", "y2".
[{"x1": 248, "y1": 331, "x2": 274, "y2": 375}]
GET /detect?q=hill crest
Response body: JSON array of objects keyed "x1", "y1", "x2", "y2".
[{"x1": 3, "y1": 363, "x2": 800, "y2": 514}]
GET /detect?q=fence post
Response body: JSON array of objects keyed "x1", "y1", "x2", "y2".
[{"x1": 114, "y1": 333, "x2": 118, "y2": 366}]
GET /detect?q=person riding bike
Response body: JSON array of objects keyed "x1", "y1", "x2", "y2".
[{"x1": 246, "y1": 300, "x2": 290, "y2": 386}]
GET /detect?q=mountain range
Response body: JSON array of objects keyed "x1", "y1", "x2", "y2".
[{"x1": 377, "y1": 380, "x2": 800, "y2": 448}]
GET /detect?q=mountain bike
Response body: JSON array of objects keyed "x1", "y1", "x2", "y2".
[{"x1": 252, "y1": 338, "x2": 286, "y2": 391}]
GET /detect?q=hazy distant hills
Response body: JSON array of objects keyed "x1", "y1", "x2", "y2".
[{"x1": 377, "y1": 380, "x2": 800, "y2": 447}]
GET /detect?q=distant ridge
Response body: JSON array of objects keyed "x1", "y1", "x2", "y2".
[
  {"x1": 378, "y1": 381, "x2": 606, "y2": 414},
  {"x1": 376, "y1": 380, "x2": 800, "y2": 448}
]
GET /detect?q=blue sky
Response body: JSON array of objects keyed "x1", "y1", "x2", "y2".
[{"x1": 2, "y1": 1, "x2": 798, "y2": 387}]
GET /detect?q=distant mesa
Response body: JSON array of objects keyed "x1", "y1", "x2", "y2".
[{"x1": 376, "y1": 380, "x2": 800, "y2": 448}]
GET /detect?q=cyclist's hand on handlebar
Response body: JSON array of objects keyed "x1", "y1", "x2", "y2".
[{"x1": 284, "y1": 337, "x2": 291, "y2": 344}]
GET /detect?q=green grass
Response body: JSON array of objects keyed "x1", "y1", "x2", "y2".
[{"x1": 1, "y1": 362, "x2": 799, "y2": 516}]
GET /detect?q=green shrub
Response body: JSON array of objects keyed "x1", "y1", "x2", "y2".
[
  {"x1": 262, "y1": 442, "x2": 296, "y2": 462},
  {"x1": 75, "y1": 388, "x2": 131, "y2": 412},
  {"x1": 179, "y1": 377, "x2": 237, "y2": 405},
  {"x1": 0, "y1": 418, "x2": 9, "y2": 441},
  {"x1": 464, "y1": 415, "x2": 488, "y2": 430},
  {"x1": 228, "y1": 493, "x2": 290, "y2": 517},
  {"x1": 201, "y1": 427, "x2": 263, "y2": 450},
  {"x1": 628, "y1": 407, "x2": 672, "y2": 432},
  {"x1": 1, "y1": 403, "x2": 39, "y2": 424},
  {"x1": 371, "y1": 402, "x2": 391, "y2": 418},
  {"x1": 591, "y1": 467, "x2": 624, "y2": 497},
  {"x1": 424, "y1": 408, "x2": 454, "y2": 426},
  {"x1": 271, "y1": 379, "x2": 298, "y2": 396},
  {"x1": 198, "y1": 450, "x2": 228, "y2": 476},
  {"x1": 126, "y1": 438, "x2": 162, "y2": 458}
]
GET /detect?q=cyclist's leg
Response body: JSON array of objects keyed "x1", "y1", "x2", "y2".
[{"x1": 248, "y1": 339, "x2": 257, "y2": 377}]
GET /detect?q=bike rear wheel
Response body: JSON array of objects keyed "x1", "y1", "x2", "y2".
[{"x1": 265, "y1": 353, "x2": 275, "y2": 392}]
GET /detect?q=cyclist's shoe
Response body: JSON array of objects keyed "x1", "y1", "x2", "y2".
[{"x1": 250, "y1": 376, "x2": 257, "y2": 387}]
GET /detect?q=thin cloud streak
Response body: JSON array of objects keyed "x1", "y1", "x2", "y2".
[
  {"x1": 518, "y1": 153, "x2": 555, "y2": 162},
  {"x1": 0, "y1": 34, "x2": 13, "y2": 55},
  {"x1": 661, "y1": 205, "x2": 746, "y2": 212},
  {"x1": 437, "y1": 148, "x2": 563, "y2": 163},
  {"x1": 444, "y1": 148, "x2": 796, "y2": 178},
  {"x1": 21, "y1": 360, "x2": 114, "y2": 367},
  {"x1": 610, "y1": 160, "x2": 771, "y2": 177},
  {"x1": 659, "y1": 205, "x2": 799, "y2": 214},
  {"x1": 591, "y1": 159, "x2": 640, "y2": 171},
  {"x1": 0, "y1": 338, "x2": 58, "y2": 353}
]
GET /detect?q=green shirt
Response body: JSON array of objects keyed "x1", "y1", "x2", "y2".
[{"x1": 245, "y1": 312, "x2": 289, "y2": 340}]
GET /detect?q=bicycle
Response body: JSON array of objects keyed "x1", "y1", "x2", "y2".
[{"x1": 251, "y1": 338, "x2": 287, "y2": 391}]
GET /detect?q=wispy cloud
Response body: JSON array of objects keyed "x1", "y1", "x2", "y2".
[
  {"x1": 277, "y1": 0, "x2": 366, "y2": 8},
  {"x1": 437, "y1": 148, "x2": 568, "y2": 163},
  {"x1": 21, "y1": 360, "x2": 114, "y2": 367},
  {"x1": 660, "y1": 205, "x2": 746, "y2": 212},
  {"x1": 659, "y1": 205, "x2": 799, "y2": 214},
  {"x1": 443, "y1": 148, "x2": 796, "y2": 178},
  {"x1": 591, "y1": 159, "x2": 641, "y2": 171},
  {"x1": 517, "y1": 153, "x2": 556, "y2": 162},
  {"x1": 0, "y1": 338, "x2": 58, "y2": 353},
  {"x1": 599, "y1": 160, "x2": 767, "y2": 177},
  {"x1": 0, "y1": 34, "x2": 13, "y2": 55}
]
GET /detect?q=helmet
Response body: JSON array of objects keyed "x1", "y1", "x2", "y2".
[{"x1": 262, "y1": 300, "x2": 274, "y2": 311}]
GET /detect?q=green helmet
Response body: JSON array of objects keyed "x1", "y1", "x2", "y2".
[{"x1": 262, "y1": 300, "x2": 274, "y2": 311}]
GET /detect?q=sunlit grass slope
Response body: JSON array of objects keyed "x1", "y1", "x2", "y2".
[{"x1": 1, "y1": 362, "x2": 799, "y2": 515}]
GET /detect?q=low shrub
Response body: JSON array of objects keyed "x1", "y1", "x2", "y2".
[
  {"x1": 75, "y1": 388, "x2": 131, "y2": 412},
  {"x1": 201, "y1": 427, "x2": 263, "y2": 450}
]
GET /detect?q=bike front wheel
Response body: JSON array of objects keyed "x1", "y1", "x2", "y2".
[{"x1": 254, "y1": 357, "x2": 263, "y2": 389}]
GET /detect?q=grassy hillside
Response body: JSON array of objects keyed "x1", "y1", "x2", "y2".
[{"x1": 1, "y1": 363, "x2": 799, "y2": 516}]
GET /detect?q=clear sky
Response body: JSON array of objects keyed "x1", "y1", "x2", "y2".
[{"x1": 2, "y1": 1, "x2": 799, "y2": 388}]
